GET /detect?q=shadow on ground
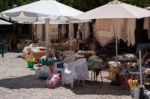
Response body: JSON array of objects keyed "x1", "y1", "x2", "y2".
[
  {"x1": 0, "y1": 75, "x2": 47, "y2": 89},
  {"x1": 0, "y1": 75, "x2": 130, "y2": 96},
  {"x1": 69, "y1": 80, "x2": 130, "y2": 96}
]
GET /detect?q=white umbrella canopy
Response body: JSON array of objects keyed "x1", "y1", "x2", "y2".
[
  {"x1": 1, "y1": 0, "x2": 83, "y2": 22},
  {"x1": 146, "y1": 7, "x2": 150, "y2": 10},
  {"x1": 34, "y1": 16, "x2": 89, "y2": 24},
  {"x1": 8, "y1": 12, "x2": 37, "y2": 24},
  {"x1": 0, "y1": 19, "x2": 12, "y2": 25},
  {"x1": 78, "y1": 0, "x2": 150, "y2": 19}
]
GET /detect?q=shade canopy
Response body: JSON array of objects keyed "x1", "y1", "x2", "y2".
[
  {"x1": 0, "y1": 19, "x2": 12, "y2": 25},
  {"x1": 34, "y1": 17, "x2": 89, "y2": 24},
  {"x1": 1, "y1": 0, "x2": 83, "y2": 23},
  {"x1": 146, "y1": 7, "x2": 150, "y2": 10},
  {"x1": 77, "y1": 0, "x2": 150, "y2": 47},
  {"x1": 78, "y1": 0, "x2": 150, "y2": 19}
]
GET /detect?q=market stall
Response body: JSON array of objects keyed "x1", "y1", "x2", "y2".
[{"x1": 77, "y1": 0, "x2": 150, "y2": 98}]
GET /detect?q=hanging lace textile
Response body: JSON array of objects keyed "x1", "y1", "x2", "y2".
[
  {"x1": 126, "y1": 19, "x2": 136, "y2": 46},
  {"x1": 94, "y1": 19, "x2": 115, "y2": 47},
  {"x1": 36, "y1": 24, "x2": 44, "y2": 41},
  {"x1": 50, "y1": 24, "x2": 58, "y2": 40},
  {"x1": 80, "y1": 22, "x2": 90, "y2": 40},
  {"x1": 60, "y1": 24, "x2": 66, "y2": 36},
  {"x1": 68, "y1": 23, "x2": 74, "y2": 47},
  {"x1": 94, "y1": 19, "x2": 136, "y2": 47}
]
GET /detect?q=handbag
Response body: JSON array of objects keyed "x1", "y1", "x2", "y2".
[{"x1": 47, "y1": 73, "x2": 60, "y2": 88}]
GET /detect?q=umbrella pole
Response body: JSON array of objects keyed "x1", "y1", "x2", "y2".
[
  {"x1": 115, "y1": 34, "x2": 118, "y2": 66},
  {"x1": 115, "y1": 36, "x2": 118, "y2": 58},
  {"x1": 113, "y1": 21, "x2": 118, "y2": 64},
  {"x1": 139, "y1": 50, "x2": 143, "y2": 86},
  {"x1": 139, "y1": 50, "x2": 145, "y2": 99},
  {"x1": 45, "y1": 18, "x2": 50, "y2": 63},
  {"x1": 148, "y1": 17, "x2": 150, "y2": 39},
  {"x1": 69, "y1": 23, "x2": 73, "y2": 50},
  {"x1": 77, "y1": 24, "x2": 80, "y2": 50}
]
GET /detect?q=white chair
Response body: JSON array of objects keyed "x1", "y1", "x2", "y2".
[
  {"x1": 74, "y1": 58, "x2": 89, "y2": 87},
  {"x1": 61, "y1": 62, "x2": 77, "y2": 89}
]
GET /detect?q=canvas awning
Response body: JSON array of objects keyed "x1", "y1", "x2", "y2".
[
  {"x1": 0, "y1": 0, "x2": 83, "y2": 23},
  {"x1": 78, "y1": 0, "x2": 150, "y2": 19},
  {"x1": 0, "y1": 19, "x2": 12, "y2": 25}
]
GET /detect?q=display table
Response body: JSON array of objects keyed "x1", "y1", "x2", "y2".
[
  {"x1": 129, "y1": 69, "x2": 150, "y2": 85},
  {"x1": 23, "y1": 46, "x2": 46, "y2": 61},
  {"x1": 74, "y1": 58, "x2": 89, "y2": 80},
  {"x1": 89, "y1": 67, "x2": 103, "y2": 82},
  {"x1": 32, "y1": 51, "x2": 45, "y2": 61},
  {"x1": 145, "y1": 69, "x2": 150, "y2": 75},
  {"x1": 144, "y1": 68, "x2": 150, "y2": 85}
]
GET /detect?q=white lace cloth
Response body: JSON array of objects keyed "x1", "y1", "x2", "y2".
[
  {"x1": 74, "y1": 58, "x2": 89, "y2": 80},
  {"x1": 61, "y1": 62, "x2": 77, "y2": 87},
  {"x1": 61, "y1": 58, "x2": 89, "y2": 87}
]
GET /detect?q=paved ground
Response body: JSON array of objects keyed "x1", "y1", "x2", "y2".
[{"x1": 0, "y1": 52, "x2": 132, "y2": 99}]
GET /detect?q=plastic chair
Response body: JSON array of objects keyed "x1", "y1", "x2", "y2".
[
  {"x1": 61, "y1": 62, "x2": 77, "y2": 89},
  {"x1": 74, "y1": 58, "x2": 89, "y2": 87}
]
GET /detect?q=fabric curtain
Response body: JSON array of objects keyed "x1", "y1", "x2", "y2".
[
  {"x1": 126, "y1": 19, "x2": 136, "y2": 46},
  {"x1": 113, "y1": 19, "x2": 136, "y2": 46},
  {"x1": 120, "y1": 19, "x2": 127, "y2": 41},
  {"x1": 36, "y1": 24, "x2": 43, "y2": 41},
  {"x1": 80, "y1": 22, "x2": 90, "y2": 40},
  {"x1": 94, "y1": 19, "x2": 115, "y2": 47},
  {"x1": 32, "y1": 24, "x2": 36, "y2": 40},
  {"x1": 94, "y1": 19, "x2": 136, "y2": 47},
  {"x1": 68, "y1": 23, "x2": 74, "y2": 47},
  {"x1": 50, "y1": 24, "x2": 58, "y2": 40},
  {"x1": 60, "y1": 24, "x2": 66, "y2": 36}
]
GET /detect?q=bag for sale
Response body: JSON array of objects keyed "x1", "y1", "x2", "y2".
[
  {"x1": 35, "y1": 65, "x2": 51, "y2": 79},
  {"x1": 47, "y1": 73, "x2": 60, "y2": 88}
]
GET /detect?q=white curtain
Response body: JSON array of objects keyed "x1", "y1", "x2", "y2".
[
  {"x1": 126, "y1": 19, "x2": 136, "y2": 46},
  {"x1": 36, "y1": 24, "x2": 43, "y2": 41},
  {"x1": 94, "y1": 19, "x2": 115, "y2": 47},
  {"x1": 94, "y1": 19, "x2": 136, "y2": 47},
  {"x1": 69, "y1": 23, "x2": 74, "y2": 47},
  {"x1": 60, "y1": 24, "x2": 66, "y2": 36},
  {"x1": 32, "y1": 24, "x2": 36, "y2": 40},
  {"x1": 50, "y1": 24, "x2": 58, "y2": 40},
  {"x1": 114, "y1": 19, "x2": 136, "y2": 46},
  {"x1": 80, "y1": 22, "x2": 90, "y2": 40}
]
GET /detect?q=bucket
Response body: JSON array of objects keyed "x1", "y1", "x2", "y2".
[{"x1": 27, "y1": 61, "x2": 34, "y2": 68}]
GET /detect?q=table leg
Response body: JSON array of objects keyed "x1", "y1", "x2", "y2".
[{"x1": 100, "y1": 71, "x2": 103, "y2": 83}]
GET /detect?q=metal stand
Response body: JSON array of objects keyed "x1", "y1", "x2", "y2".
[
  {"x1": 2, "y1": 42, "x2": 4, "y2": 58},
  {"x1": 45, "y1": 18, "x2": 50, "y2": 64},
  {"x1": 139, "y1": 50, "x2": 144, "y2": 99}
]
